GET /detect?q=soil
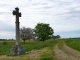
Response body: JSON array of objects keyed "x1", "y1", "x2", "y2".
[{"x1": 54, "y1": 42, "x2": 80, "y2": 60}]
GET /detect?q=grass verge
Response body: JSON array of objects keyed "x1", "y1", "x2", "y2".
[
  {"x1": 40, "y1": 47, "x2": 55, "y2": 60},
  {"x1": 65, "y1": 38, "x2": 80, "y2": 51}
]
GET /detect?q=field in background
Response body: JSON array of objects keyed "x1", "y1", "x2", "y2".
[{"x1": 65, "y1": 38, "x2": 80, "y2": 51}]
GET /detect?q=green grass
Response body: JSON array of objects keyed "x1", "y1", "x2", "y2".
[
  {"x1": 40, "y1": 47, "x2": 55, "y2": 60},
  {"x1": 58, "y1": 40, "x2": 64, "y2": 50},
  {"x1": 0, "y1": 41, "x2": 15, "y2": 55},
  {"x1": 65, "y1": 38, "x2": 80, "y2": 51},
  {"x1": 22, "y1": 40, "x2": 58, "y2": 52},
  {"x1": 40, "y1": 55, "x2": 54, "y2": 60},
  {"x1": 0, "y1": 40, "x2": 58, "y2": 55}
]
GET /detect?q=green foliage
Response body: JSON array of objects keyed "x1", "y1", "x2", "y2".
[
  {"x1": 65, "y1": 38, "x2": 80, "y2": 51},
  {"x1": 34, "y1": 23, "x2": 54, "y2": 41},
  {"x1": 52, "y1": 35, "x2": 60, "y2": 39},
  {"x1": 57, "y1": 35, "x2": 61, "y2": 39}
]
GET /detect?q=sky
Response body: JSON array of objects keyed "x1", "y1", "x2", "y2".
[{"x1": 0, "y1": 0, "x2": 80, "y2": 39}]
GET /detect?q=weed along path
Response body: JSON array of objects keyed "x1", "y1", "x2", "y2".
[{"x1": 54, "y1": 41, "x2": 80, "y2": 60}]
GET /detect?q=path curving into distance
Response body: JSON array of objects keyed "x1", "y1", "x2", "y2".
[{"x1": 54, "y1": 41, "x2": 80, "y2": 60}]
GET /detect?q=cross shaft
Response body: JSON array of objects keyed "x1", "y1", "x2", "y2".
[{"x1": 12, "y1": 7, "x2": 21, "y2": 45}]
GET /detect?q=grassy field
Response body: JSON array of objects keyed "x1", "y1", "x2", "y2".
[
  {"x1": 0, "y1": 38, "x2": 80, "y2": 60},
  {"x1": 65, "y1": 38, "x2": 80, "y2": 51},
  {"x1": 0, "y1": 40, "x2": 57, "y2": 55}
]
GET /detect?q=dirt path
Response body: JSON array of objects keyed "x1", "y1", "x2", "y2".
[{"x1": 54, "y1": 41, "x2": 80, "y2": 60}]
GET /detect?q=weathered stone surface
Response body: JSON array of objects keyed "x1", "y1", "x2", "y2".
[{"x1": 10, "y1": 45, "x2": 26, "y2": 55}]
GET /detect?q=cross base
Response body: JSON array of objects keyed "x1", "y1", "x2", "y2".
[{"x1": 10, "y1": 45, "x2": 26, "y2": 55}]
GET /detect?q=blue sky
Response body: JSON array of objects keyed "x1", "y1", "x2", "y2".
[{"x1": 0, "y1": 0, "x2": 80, "y2": 39}]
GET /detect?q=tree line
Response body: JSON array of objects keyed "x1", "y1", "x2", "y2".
[{"x1": 20, "y1": 23, "x2": 60, "y2": 42}]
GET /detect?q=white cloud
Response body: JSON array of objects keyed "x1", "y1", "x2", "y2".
[
  {"x1": 0, "y1": 31, "x2": 15, "y2": 39},
  {"x1": 0, "y1": 0, "x2": 80, "y2": 38},
  {"x1": 60, "y1": 0, "x2": 74, "y2": 2}
]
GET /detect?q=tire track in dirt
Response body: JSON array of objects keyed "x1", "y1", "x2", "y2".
[
  {"x1": 54, "y1": 42, "x2": 80, "y2": 60},
  {"x1": 63, "y1": 43, "x2": 80, "y2": 58}
]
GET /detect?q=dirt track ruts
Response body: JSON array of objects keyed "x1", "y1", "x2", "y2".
[{"x1": 54, "y1": 42, "x2": 80, "y2": 60}]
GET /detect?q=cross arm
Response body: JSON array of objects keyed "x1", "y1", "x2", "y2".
[
  {"x1": 13, "y1": 10, "x2": 16, "y2": 15},
  {"x1": 19, "y1": 13, "x2": 21, "y2": 17}
]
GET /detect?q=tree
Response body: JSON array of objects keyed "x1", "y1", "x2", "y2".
[
  {"x1": 34, "y1": 23, "x2": 54, "y2": 41},
  {"x1": 57, "y1": 35, "x2": 61, "y2": 39},
  {"x1": 52, "y1": 35, "x2": 61, "y2": 39},
  {"x1": 20, "y1": 27, "x2": 34, "y2": 43}
]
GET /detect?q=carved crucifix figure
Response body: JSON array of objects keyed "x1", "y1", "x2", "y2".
[
  {"x1": 10, "y1": 7, "x2": 25, "y2": 55},
  {"x1": 13, "y1": 7, "x2": 21, "y2": 45}
]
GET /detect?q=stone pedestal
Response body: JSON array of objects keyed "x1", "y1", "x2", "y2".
[{"x1": 10, "y1": 45, "x2": 26, "y2": 55}]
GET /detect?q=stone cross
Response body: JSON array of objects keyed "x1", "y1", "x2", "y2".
[
  {"x1": 10, "y1": 7, "x2": 25, "y2": 55},
  {"x1": 13, "y1": 7, "x2": 21, "y2": 45}
]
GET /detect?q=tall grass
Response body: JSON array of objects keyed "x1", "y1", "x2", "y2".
[
  {"x1": 0, "y1": 40, "x2": 57, "y2": 55},
  {"x1": 0, "y1": 42, "x2": 15, "y2": 55},
  {"x1": 22, "y1": 40, "x2": 57, "y2": 52},
  {"x1": 65, "y1": 38, "x2": 80, "y2": 51},
  {"x1": 40, "y1": 47, "x2": 55, "y2": 60}
]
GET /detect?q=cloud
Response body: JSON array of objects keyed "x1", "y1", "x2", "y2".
[
  {"x1": 0, "y1": 31, "x2": 15, "y2": 39},
  {"x1": 0, "y1": 0, "x2": 80, "y2": 38}
]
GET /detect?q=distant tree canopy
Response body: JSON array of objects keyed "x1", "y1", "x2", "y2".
[
  {"x1": 52, "y1": 35, "x2": 61, "y2": 39},
  {"x1": 34, "y1": 23, "x2": 54, "y2": 41},
  {"x1": 20, "y1": 27, "x2": 35, "y2": 43},
  {"x1": 57, "y1": 35, "x2": 61, "y2": 39}
]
